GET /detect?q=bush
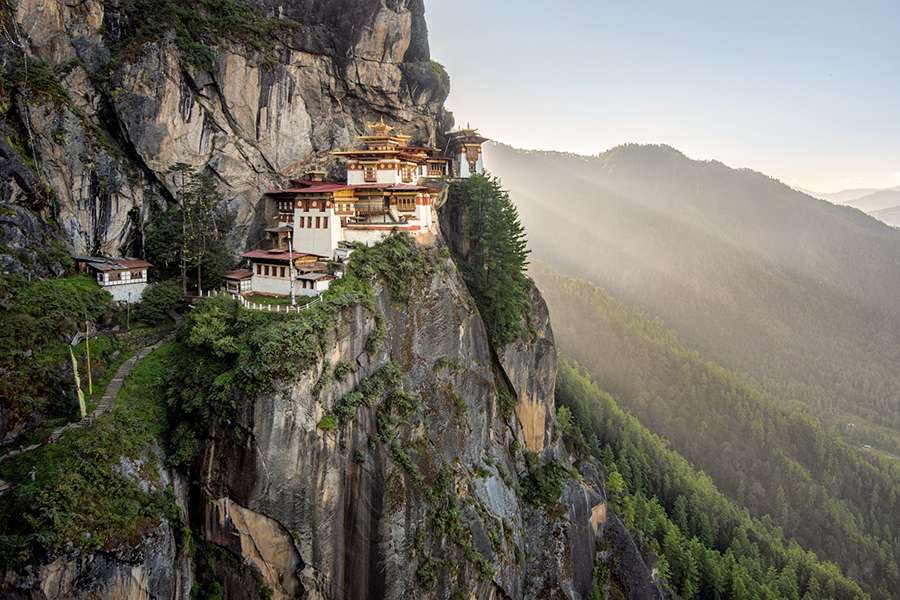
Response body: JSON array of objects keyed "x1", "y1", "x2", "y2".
[
  {"x1": 520, "y1": 453, "x2": 568, "y2": 509},
  {"x1": 7, "y1": 59, "x2": 71, "y2": 106},
  {"x1": 134, "y1": 280, "x2": 182, "y2": 324},
  {"x1": 400, "y1": 60, "x2": 451, "y2": 102},
  {"x1": 6, "y1": 275, "x2": 112, "y2": 346}
]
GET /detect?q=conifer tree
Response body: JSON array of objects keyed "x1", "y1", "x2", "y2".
[{"x1": 450, "y1": 174, "x2": 531, "y2": 346}]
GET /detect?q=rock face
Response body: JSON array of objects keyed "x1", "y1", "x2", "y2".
[
  {"x1": 0, "y1": 2, "x2": 662, "y2": 597},
  {"x1": 1, "y1": 0, "x2": 449, "y2": 270},
  {"x1": 183, "y1": 238, "x2": 660, "y2": 600},
  {"x1": 1, "y1": 240, "x2": 662, "y2": 599}
]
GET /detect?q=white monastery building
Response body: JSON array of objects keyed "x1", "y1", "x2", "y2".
[
  {"x1": 74, "y1": 256, "x2": 153, "y2": 303},
  {"x1": 237, "y1": 120, "x2": 488, "y2": 298}
]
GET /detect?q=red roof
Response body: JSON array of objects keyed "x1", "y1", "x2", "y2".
[
  {"x1": 241, "y1": 249, "x2": 317, "y2": 263},
  {"x1": 76, "y1": 256, "x2": 153, "y2": 271},
  {"x1": 224, "y1": 269, "x2": 253, "y2": 280},
  {"x1": 267, "y1": 182, "x2": 429, "y2": 195},
  {"x1": 267, "y1": 182, "x2": 355, "y2": 194}
]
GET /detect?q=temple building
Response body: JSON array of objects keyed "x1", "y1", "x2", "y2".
[
  {"x1": 263, "y1": 118, "x2": 465, "y2": 259},
  {"x1": 239, "y1": 249, "x2": 334, "y2": 297},
  {"x1": 74, "y1": 256, "x2": 153, "y2": 303},
  {"x1": 448, "y1": 126, "x2": 489, "y2": 178},
  {"x1": 237, "y1": 119, "x2": 488, "y2": 297}
]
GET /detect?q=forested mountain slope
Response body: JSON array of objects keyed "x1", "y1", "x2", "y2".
[
  {"x1": 534, "y1": 264, "x2": 900, "y2": 599},
  {"x1": 487, "y1": 143, "x2": 900, "y2": 447},
  {"x1": 556, "y1": 361, "x2": 866, "y2": 600}
]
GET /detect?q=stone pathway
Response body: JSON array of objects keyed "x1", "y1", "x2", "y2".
[{"x1": 0, "y1": 337, "x2": 170, "y2": 465}]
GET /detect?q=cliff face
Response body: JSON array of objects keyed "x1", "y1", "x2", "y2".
[
  {"x1": 2, "y1": 235, "x2": 661, "y2": 600},
  {"x1": 1, "y1": 0, "x2": 449, "y2": 274},
  {"x1": 0, "y1": 3, "x2": 663, "y2": 598},
  {"x1": 190, "y1": 242, "x2": 632, "y2": 600}
]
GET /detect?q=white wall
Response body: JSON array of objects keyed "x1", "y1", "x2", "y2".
[
  {"x1": 251, "y1": 273, "x2": 293, "y2": 296},
  {"x1": 457, "y1": 151, "x2": 485, "y2": 178},
  {"x1": 415, "y1": 202, "x2": 432, "y2": 228},
  {"x1": 347, "y1": 165, "x2": 402, "y2": 185},
  {"x1": 343, "y1": 228, "x2": 392, "y2": 246},
  {"x1": 106, "y1": 282, "x2": 148, "y2": 303},
  {"x1": 292, "y1": 207, "x2": 341, "y2": 258}
]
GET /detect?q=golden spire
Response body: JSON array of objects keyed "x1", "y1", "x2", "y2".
[{"x1": 367, "y1": 116, "x2": 393, "y2": 136}]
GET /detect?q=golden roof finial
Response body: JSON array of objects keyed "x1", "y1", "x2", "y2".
[{"x1": 367, "y1": 116, "x2": 393, "y2": 136}]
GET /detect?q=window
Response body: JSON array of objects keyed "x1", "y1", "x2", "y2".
[
  {"x1": 299, "y1": 217, "x2": 304, "y2": 228},
  {"x1": 265, "y1": 265, "x2": 270, "y2": 276},
  {"x1": 256, "y1": 264, "x2": 262, "y2": 275},
  {"x1": 307, "y1": 216, "x2": 312, "y2": 228},
  {"x1": 323, "y1": 217, "x2": 328, "y2": 228},
  {"x1": 364, "y1": 166, "x2": 376, "y2": 182},
  {"x1": 279, "y1": 266, "x2": 286, "y2": 278},
  {"x1": 316, "y1": 217, "x2": 321, "y2": 228}
]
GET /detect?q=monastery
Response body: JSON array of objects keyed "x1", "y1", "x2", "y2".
[
  {"x1": 73, "y1": 256, "x2": 154, "y2": 303},
  {"x1": 233, "y1": 121, "x2": 488, "y2": 298}
]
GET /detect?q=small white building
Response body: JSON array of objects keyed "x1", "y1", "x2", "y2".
[
  {"x1": 240, "y1": 248, "x2": 333, "y2": 298},
  {"x1": 448, "y1": 126, "x2": 488, "y2": 178},
  {"x1": 224, "y1": 269, "x2": 253, "y2": 295},
  {"x1": 296, "y1": 272, "x2": 335, "y2": 296},
  {"x1": 74, "y1": 256, "x2": 153, "y2": 303}
]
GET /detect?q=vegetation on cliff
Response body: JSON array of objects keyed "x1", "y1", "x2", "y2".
[
  {"x1": 108, "y1": 0, "x2": 289, "y2": 70},
  {"x1": 0, "y1": 275, "x2": 116, "y2": 435},
  {"x1": 558, "y1": 361, "x2": 866, "y2": 600},
  {"x1": 448, "y1": 175, "x2": 531, "y2": 346},
  {"x1": 0, "y1": 344, "x2": 179, "y2": 567},
  {"x1": 164, "y1": 233, "x2": 436, "y2": 464},
  {"x1": 539, "y1": 265, "x2": 899, "y2": 598},
  {"x1": 145, "y1": 165, "x2": 236, "y2": 294}
]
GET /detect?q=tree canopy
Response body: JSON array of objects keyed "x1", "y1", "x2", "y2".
[{"x1": 449, "y1": 175, "x2": 531, "y2": 346}]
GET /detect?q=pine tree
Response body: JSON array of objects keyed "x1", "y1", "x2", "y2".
[{"x1": 450, "y1": 175, "x2": 531, "y2": 346}]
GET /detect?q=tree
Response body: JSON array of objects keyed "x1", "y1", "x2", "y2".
[
  {"x1": 146, "y1": 165, "x2": 234, "y2": 293},
  {"x1": 449, "y1": 174, "x2": 531, "y2": 347},
  {"x1": 133, "y1": 280, "x2": 183, "y2": 324}
]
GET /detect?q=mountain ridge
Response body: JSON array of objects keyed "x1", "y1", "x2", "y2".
[{"x1": 486, "y1": 140, "x2": 900, "y2": 440}]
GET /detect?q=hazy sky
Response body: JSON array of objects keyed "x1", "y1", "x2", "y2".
[{"x1": 425, "y1": 1, "x2": 900, "y2": 193}]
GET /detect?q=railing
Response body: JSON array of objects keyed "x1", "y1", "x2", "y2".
[
  {"x1": 101, "y1": 277, "x2": 147, "y2": 286},
  {"x1": 197, "y1": 289, "x2": 323, "y2": 314}
]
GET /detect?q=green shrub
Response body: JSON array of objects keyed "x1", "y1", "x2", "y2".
[
  {"x1": 348, "y1": 232, "x2": 435, "y2": 303},
  {"x1": 333, "y1": 361, "x2": 354, "y2": 382},
  {"x1": 134, "y1": 280, "x2": 182, "y2": 324},
  {"x1": 7, "y1": 275, "x2": 112, "y2": 346},
  {"x1": 400, "y1": 60, "x2": 451, "y2": 102},
  {"x1": 497, "y1": 387, "x2": 517, "y2": 419},
  {"x1": 7, "y1": 59, "x2": 71, "y2": 106},
  {"x1": 520, "y1": 453, "x2": 568, "y2": 509}
]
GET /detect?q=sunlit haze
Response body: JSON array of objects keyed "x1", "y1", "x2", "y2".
[{"x1": 426, "y1": 1, "x2": 900, "y2": 193}]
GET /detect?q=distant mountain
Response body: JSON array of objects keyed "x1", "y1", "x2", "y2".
[
  {"x1": 872, "y1": 205, "x2": 900, "y2": 227},
  {"x1": 845, "y1": 189, "x2": 900, "y2": 213},
  {"x1": 541, "y1": 265, "x2": 899, "y2": 599},
  {"x1": 809, "y1": 187, "x2": 883, "y2": 204},
  {"x1": 486, "y1": 142, "x2": 900, "y2": 442}
]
